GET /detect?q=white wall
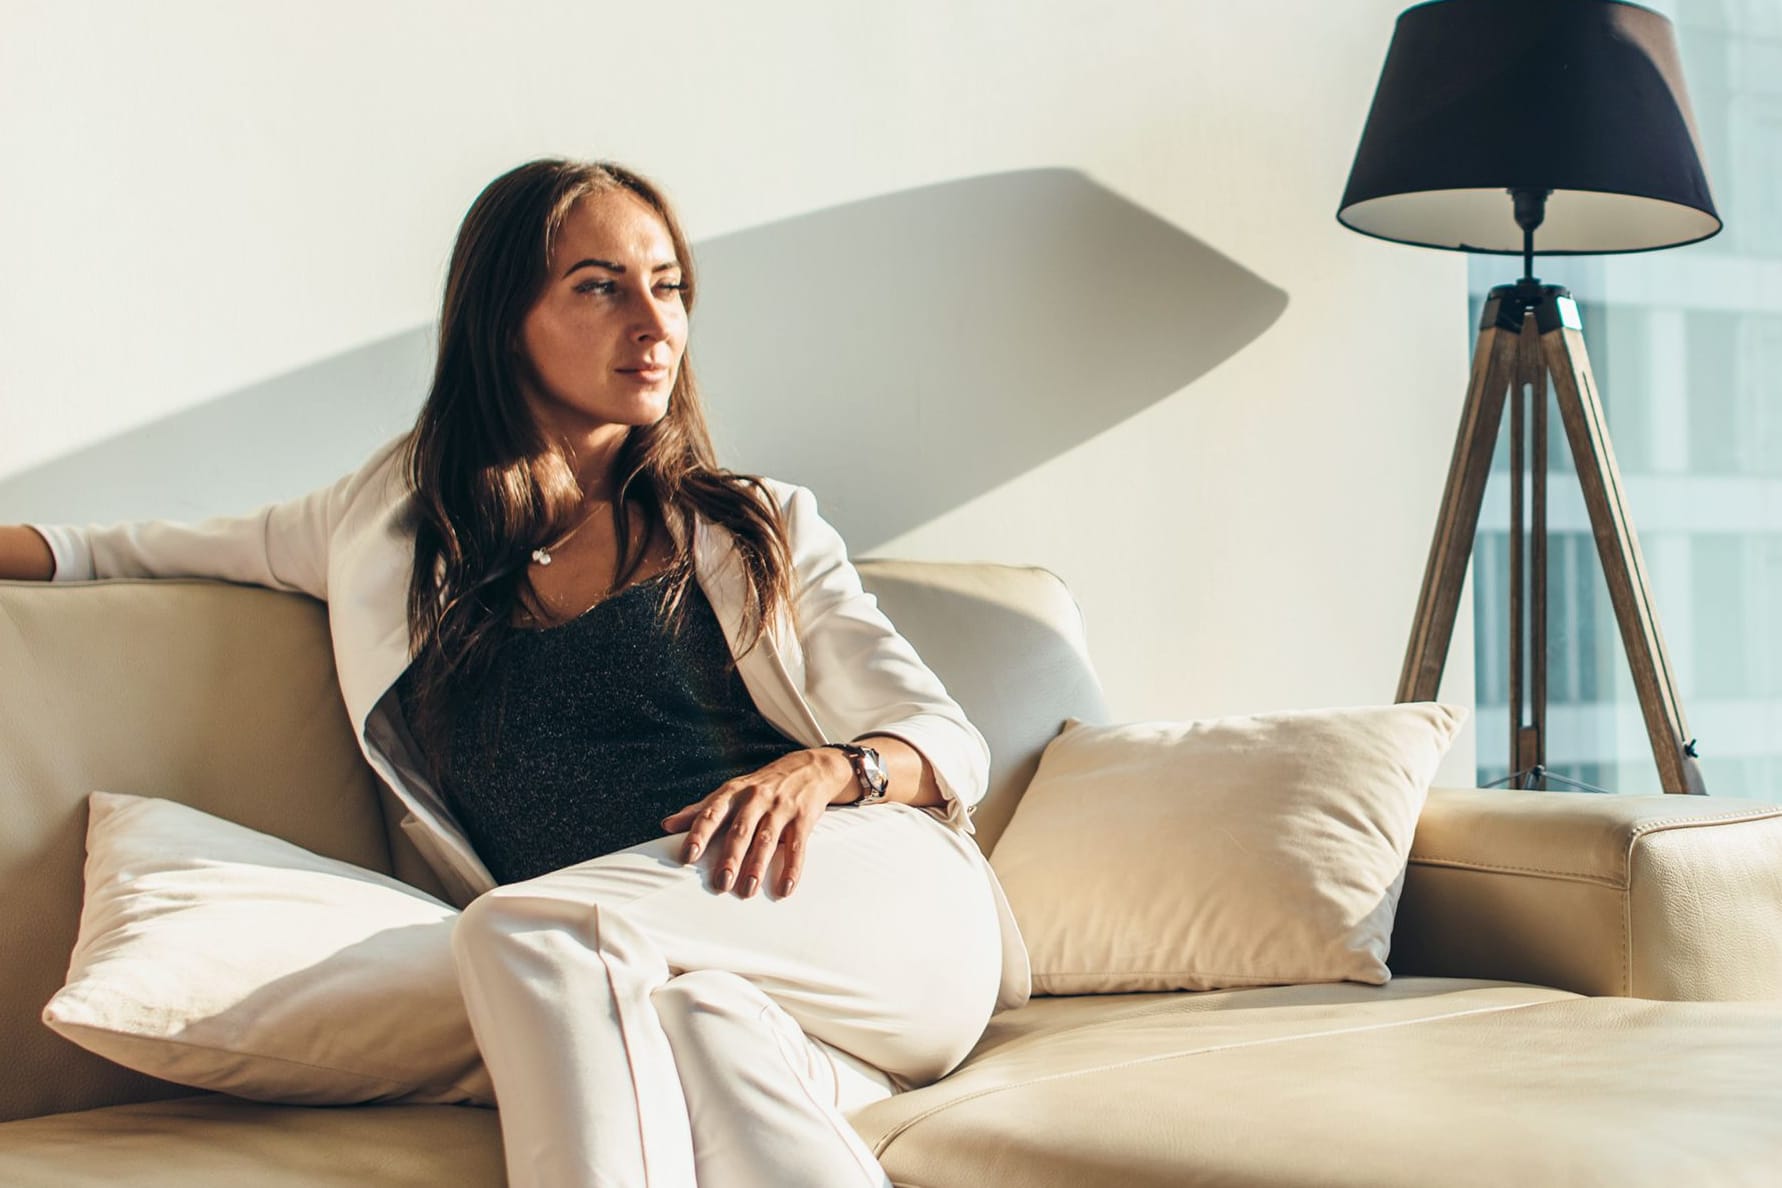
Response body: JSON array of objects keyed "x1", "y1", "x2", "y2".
[{"x1": 0, "y1": 0, "x2": 1477, "y2": 782}]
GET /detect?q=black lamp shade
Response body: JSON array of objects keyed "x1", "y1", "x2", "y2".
[{"x1": 1338, "y1": 0, "x2": 1721, "y2": 255}]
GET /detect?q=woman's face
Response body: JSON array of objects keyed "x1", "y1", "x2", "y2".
[{"x1": 517, "y1": 189, "x2": 688, "y2": 443}]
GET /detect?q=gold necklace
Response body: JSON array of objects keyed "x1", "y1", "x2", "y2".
[{"x1": 530, "y1": 499, "x2": 612, "y2": 567}]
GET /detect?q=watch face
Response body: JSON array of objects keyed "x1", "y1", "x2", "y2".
[{"x1": 860, "y1": 746, "x2": 889, "y2": 793}]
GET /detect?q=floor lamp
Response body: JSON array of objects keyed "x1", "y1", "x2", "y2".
[{"x1": 1337, "y1": 0, "x2": 1722, "y2": 795}]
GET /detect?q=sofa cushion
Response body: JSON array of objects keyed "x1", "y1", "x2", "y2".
[
  {"x1": 849, "y1": 977, "x2": 1782, "y2": 1187},
  {"x1": 991, "y1": 705, "x2": 1465, "y2": 993},
  {"x1": 0, "y1": 1096, "x2": 502, "y2": 1187},
  {"x1": 43, "y1": 792, "x2": 490, "y2": 1107}
]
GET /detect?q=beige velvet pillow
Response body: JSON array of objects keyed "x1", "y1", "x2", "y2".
[
  {"x1": 990, "y1": 704, "x2": 1467, "y2": 995},
  {"x1": 43, "y1": 791, "x2": 491, "y2": 1106}
]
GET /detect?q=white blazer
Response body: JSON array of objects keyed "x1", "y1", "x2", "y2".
[{"x1": 34, "y1": 433, "x2": 1030, "y2": 1012}]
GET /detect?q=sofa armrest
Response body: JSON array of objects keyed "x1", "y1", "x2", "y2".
[{"x1": 1389, "y1": 786, "x2": 1782, "y2": 1000}]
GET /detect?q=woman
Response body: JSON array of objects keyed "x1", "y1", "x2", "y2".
[{"x1": 0, "y1": 159, "x2": 1029, "y2": 1188}]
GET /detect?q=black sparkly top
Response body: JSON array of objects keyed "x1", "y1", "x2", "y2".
[{"x1": 394, "y1": 573, "x2": 803, "y2": 884}]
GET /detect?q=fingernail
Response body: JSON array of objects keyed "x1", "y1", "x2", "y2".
[
  {"x1": 780, "y1": 878, "x2": 796, "y2": 897},
  {"x1": 685, "y1": 842, "x2": 702, "y2": 864},
  {"x1": 716, "y1": 868, "x2": 733, "y2": 892},
  {"x1": 741, "y1": 875, "x2": 758, "y2": 897}
]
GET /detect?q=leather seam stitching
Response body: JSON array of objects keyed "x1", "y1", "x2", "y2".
[
  {"x1": 867, "y1": 998, "x2": 1560, "y2": 1158},
  {"x1": 1407, "y1": 855, "x2": 1623, "y2": 888},
  {"x1": 1626, "y1": 808, "x2": 1782, "y2": 838},
  {"x1": 41, "y1": 1018, "x2": 459, "y2": 1091},
  {"x1": 1409, "y1": 807, "x2": 1782, "y2": 895},
  {"x1": 958, "y1": 981, "x2": 1533, "y2": 1059},
  {"x1": 1034, "y1": 970, "x2": 1377, "y2": 984}
]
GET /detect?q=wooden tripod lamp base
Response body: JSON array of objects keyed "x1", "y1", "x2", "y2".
[{"x1": 1396, "y1": 279, "x2": 1706, "y2": 796}]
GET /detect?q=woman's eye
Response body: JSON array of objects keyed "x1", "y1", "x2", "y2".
[
  {"x1": 574, "y1": 279, "x2": 616, "y2": 295},
  {"x1": 658, "y1": 281, "x2": 688, "y2": 295}
]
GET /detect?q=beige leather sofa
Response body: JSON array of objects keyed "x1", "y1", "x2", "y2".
[{"x1": 4, "y1": 562, "x2": 1782, "y2": 1186}]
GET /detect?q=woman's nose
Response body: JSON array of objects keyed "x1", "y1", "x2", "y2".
[{"x1": 633, "y1": 299, "x2": 676, "y2": 342}]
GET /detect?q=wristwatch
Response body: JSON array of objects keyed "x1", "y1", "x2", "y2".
[{"x1": 823, "y1": 742, "x2": 890, "y2": 807}]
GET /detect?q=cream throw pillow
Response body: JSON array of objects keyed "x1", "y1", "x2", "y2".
[
  {"x1": 43, "y1": 791, "x2": 492, "y2": 1106},
  {"x1": 990, "y1": 704, "x2": 1467, "y2": 995}
]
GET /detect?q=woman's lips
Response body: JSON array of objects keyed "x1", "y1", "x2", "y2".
[{"x1": 616, "y1": 366, "x2": 670, "y2": 383}]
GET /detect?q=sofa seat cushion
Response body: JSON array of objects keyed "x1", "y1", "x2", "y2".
[
  {"x1": 850, "y1": 976, "x2": 1782, "y2": 1187},
  {"x1": 0, "y1": 1095, "x2": 502, "y2": 1187}
]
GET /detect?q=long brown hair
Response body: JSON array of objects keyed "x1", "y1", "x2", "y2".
[{"x1": 399, "y1": 159, "x2": 794, "y2": 782}]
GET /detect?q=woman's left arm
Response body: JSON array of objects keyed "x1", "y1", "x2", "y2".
[{"x1": 778, "y1": 483, "x2": 991, "y2": 826}]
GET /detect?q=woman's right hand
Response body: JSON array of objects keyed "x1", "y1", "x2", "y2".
[{"x1": 0, "y1": 526, "x2": 55, "y2": 580}]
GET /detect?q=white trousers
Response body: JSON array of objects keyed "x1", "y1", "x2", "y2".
[{"x1": 449, "y1": 801, "x2": 1005, "y2": 1188}]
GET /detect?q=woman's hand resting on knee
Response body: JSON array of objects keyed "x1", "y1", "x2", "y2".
[
  {"x1": 662, "y1": 735, "x2": 946, "y2": 899},
  {"x1": 659, "y1": 747, "x2": 860, "y2": 900}
]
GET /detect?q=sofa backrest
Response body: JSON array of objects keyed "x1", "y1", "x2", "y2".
[
  {"x1": 0, "y1": 560, "x2": 1105, "y2": 1123},
  {"x1": 853, "y1": 559, "x2": 1108, "y2": 852}
]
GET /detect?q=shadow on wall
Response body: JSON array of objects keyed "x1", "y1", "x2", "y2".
[
  {"x1": 695, "y1": 169, "x2": 1287, "y2": 550},
  {"x1": 0, "y1": 333, "x2": 435, "y2": 527},
  {"x1": 0, "y1": 169, "x2": 1287, "y2": 550}
]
